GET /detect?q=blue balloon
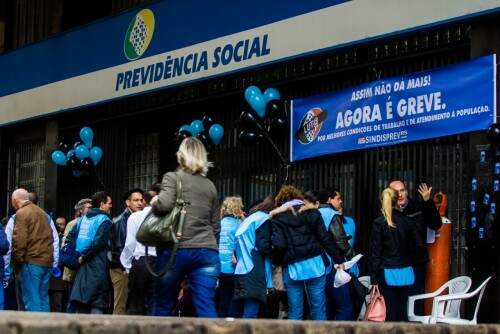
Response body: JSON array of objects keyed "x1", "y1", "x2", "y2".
[
  {"x1": 190, "y1": 120, "x2": 204, "y2": 136},
  {"x1": 244, "y1": 86, "x2": 261, "y2": 103},
  {"x1": 179, "y1": 124, "x2": 192, "y2": 134},
  {"x1": 249, "y1": 94, "x2": 267, "y2": 118},
  {"x1": 89, "y1": 146, "x2": 103, "y2": 165},
  {"x1": 66, "y1": 149, "x2": 75, "y2": 160},
  {"x1": 51, "y1": 150, "x2": 66, "y2": 166},
  {"x1": 263, "y1": 88, "x2": 281, "y2": 103},
  {"x1": 75, "y1": 144, "x2": 90, "y2": 160},
  {"x1": 209, "y1": 124, "x2": 224, "y2": 145},
  {"x1": 80, "y1": 127, "x2": 94, "y2": 148}
]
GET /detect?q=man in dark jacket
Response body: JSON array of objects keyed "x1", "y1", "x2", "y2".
[
  {"x1": 389, "y1": 180, "x2": 441, "y2": 313},
  {"x1": 70, "y1": 191, "x2": 113, "y2": 314},
  {"x1": 109, "y1": 188, "x2": 143, "y2": 315}
]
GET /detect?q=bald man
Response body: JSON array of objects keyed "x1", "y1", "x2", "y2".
[{"x1": 11, "y1": 188, "x2": 54, "y2": 312}]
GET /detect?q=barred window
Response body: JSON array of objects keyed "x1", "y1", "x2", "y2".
[
  {"x1": 126, "y1": 133, "x2": 160, "y2": 190},
  {"x1": 8, "y1": 141, "x2": 46, "y2": 208}
]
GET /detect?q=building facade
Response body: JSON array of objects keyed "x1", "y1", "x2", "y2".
[{"x1": 0, "y1": 0, "x2": 499, "y2": 322}]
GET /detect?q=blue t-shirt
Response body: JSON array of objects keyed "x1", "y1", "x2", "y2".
[
  {"x1": 218, "y1": 216, "x2": 240, "y2": 274},
  {"x1": 288, "y1": 255, "x2": 326, "y2": 281}
]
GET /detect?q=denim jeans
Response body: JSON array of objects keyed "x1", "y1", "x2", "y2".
[
  {"x1": 282, "y1": 267, "x2": 326, "y2": 320},
  {"x1": 241, "y1": 298, "x2": 260, "y2": 319},
  {"x1": 153, "y1": 248, "x2": 220, "y2": 317},
  {"x1": 20, "y1": 263, "x2": 51, "y2": 312},
  {"x1": 326, "y1": 271, "x2": 354, "y2": 320}
]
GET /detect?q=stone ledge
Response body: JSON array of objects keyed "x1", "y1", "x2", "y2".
[{"x1": 0, "y1": 312, "x2": 498, "y2": 334}]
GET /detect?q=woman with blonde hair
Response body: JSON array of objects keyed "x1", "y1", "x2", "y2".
[
  {"x1": 152, "y1": 137, "x2": 220, "y2": 317},
  {"x1": 369, "y1": 187, "x2": 423, "y2": 321},
  {"x1": 217, "y1": 196, "x2": 244, "y2": 317}
]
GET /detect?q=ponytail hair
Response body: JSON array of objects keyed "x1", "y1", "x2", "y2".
[{"x1": 381, "y1": 187, "x2": 398, "y2": 228}]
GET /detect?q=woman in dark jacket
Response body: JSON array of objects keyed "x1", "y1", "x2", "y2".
[
  {"x1": 152, "y1": 137, "x2": 220, "y2": 318},
  {"x1": 232, "y1": 194, "x2": 275, "y2": 318},
  {"x1": 270, "y1": 186, "x2": 344, "y2": 320},
  {"x1": 369, "y1": 187, "x2": 424, "y2": 321},
  {"x1": 69, "y1": 191, "x2": 112, "y2": 314}
]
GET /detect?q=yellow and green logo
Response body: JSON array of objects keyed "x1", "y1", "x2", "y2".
[{"x1": 124, "y1": 9, "x2": 155, "y2": 61}]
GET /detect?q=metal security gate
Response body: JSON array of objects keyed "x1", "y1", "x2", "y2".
[
  {"x1": 212, "y1": 23, "x2": 472, "y2": 277},
  {"x1": 7, "y1": 141, "x2": 46, "y2": 210}
]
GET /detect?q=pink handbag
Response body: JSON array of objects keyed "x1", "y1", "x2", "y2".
[{"x1": 363, "y1": 285, "x2": 386, "y2": 322}]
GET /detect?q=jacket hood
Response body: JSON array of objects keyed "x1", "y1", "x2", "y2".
[{"x1": 87, "y1": 208, "x2": 111, "y2": 219}]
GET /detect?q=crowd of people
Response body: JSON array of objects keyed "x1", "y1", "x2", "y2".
[{"x1": 0, "y1": 137, "x2": 442, "y2": 321}]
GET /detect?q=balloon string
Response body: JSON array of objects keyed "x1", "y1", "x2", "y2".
[
  {"x1": 247, "y1": 110, "x2": 291, "y2": 185},
  {"x1": 94, "y1": 170, "x2": 106, "y2": 190},
  {"x1": 252, "y1": 117, "x2": 291, "y2": 184}
]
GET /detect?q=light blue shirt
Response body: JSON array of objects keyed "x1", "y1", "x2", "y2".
[
  {"x1": 318, "y1": 206, "x2": 359, "y2": 277},
  {"x1": 288, "y1": 255, "x2": 326, "y2": 281},
  {"x1": 234, "y1": 211, "x2": 273, "y2": 288},
  {"x1": 218, "y1": 216, "x2": 240, "y2": 274},
  {"x1": 75, "y1": 214, "x2": 108, "y2": 253}
]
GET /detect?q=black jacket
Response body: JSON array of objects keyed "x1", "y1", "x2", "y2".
[
  {"x1": 271, "y1": 206, "x2": 344, "y2": 266},
  {"x1": 109, "y1": 209, "x2": 131, "y2": 269},
  {"x1": 323, "y1": 205, "x2": 355, "y2": 260},
  {"x1": 369, "y1": 210, "x2": 424, "y2": 284},
  {"x1": 400, "y1": 198, "x2": 442, "y2": 264}
]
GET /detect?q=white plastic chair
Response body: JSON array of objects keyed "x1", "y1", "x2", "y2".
[
  {"x1": 432, "y1": 276, "x2": 492, "y2": 325},
  {"x1": 357, "y1": 276, "x2": 371, "y2": 320},
  {"x1": 408, "y1": 276, "x2": 472, "y2": 324}
]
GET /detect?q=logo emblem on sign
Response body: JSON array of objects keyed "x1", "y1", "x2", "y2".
[
  {"x1": 124, "y1": 9, "x2": 155, "y2": 61},
  {"x1": 295, "y1": 107, "x2": 328, "y2": 144}
]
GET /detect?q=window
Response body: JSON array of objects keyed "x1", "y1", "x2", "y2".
[
  {"x1": 8, "y1": 141, "x2": 46, "y2": 208},
  {"x1": 126, "y1": 133, "x2": 159, "y2": 190}
]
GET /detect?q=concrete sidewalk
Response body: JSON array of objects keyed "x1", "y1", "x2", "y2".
[{"x1": 0, "y1": 311, "x2": 499, "y2": 334}]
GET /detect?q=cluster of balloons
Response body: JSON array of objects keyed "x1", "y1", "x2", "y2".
[
  {"x1": 239, "y1": 86, "x2": 287, "y2": 144},
  {"x1": 51, "y1": 127, "x2": 104, "y2": 177},
  {"x1": 176, "y1": 116, "x2": 225, "y2": 149}
]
